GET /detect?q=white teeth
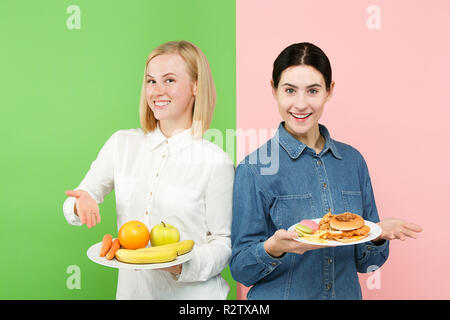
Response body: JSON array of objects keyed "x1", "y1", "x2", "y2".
[
  {"x1": 291, "y1": 113, "x2": 311, "y2": 119},
  {"x1": 155, "y1": 101, "x2": 170, "y2": 107}
]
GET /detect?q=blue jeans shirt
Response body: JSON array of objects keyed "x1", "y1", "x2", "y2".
[{"x1": 230, "y1": 122, "x2": 389, "y2": 300}]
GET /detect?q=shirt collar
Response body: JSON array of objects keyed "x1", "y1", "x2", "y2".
[
  {"x1": 276, "y1": 122, "x2": 342, "y2": 160},
  {"x1": 146, "y1": 125, "x2": 193, "y2": 154}
]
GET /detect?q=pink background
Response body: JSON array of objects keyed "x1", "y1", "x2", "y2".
[{"x1": 236, "y1": 0, "x2": 450, "y2": 299}]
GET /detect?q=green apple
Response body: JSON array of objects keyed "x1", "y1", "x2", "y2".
[{"x1": 150, "y1": 221, "x2": 180, "y2": 246}]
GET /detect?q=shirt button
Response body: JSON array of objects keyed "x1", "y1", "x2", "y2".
[
  {"x1": 271, "y1": 262, "x2": 277, "y2": 266},
  {"x1": 156, "y1": 173, "x2": 159, "y2": 177},
  {"x1": 326, "y1": 283, "x2": 332, "y2": 290},
  {"x1": 322, "y1": 183, "x2": 327, "y2": 188},
  {"x1": 145, "y1": 210, "x2": 149, "y2": 215},
  {"x1": 328, "y1": 258, "x2": 333, "y2": 264},
  {"x1": 317, "y1": 159, "x2": 322, "y2": 166}
]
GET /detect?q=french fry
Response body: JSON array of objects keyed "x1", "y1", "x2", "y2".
[{"x1": 300, "y1": 229, "x2": 329, "y2": 243}]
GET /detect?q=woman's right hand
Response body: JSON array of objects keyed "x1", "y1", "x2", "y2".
[
  {"x1": 264, "y1": 229, "x2": 324, "y2": 258},
  {"x1": 65, "y1": 189, "x2": 101, "y2": 228}
]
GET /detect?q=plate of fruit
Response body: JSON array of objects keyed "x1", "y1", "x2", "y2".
[{"x1": 87, "y1": 220, "x2": 195, "y2": 269}]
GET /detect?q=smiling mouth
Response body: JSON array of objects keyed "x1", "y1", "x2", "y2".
[
  {"x1": 154, "y1": 100, "x2": 171, "y2": 108},
  {"x1": 290, "y1": 112, "x2": 312, "y2": 120}
]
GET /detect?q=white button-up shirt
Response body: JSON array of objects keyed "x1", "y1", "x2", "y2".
[{"x1": 63, "y1": 127, "x2": 235, "y2": 299}]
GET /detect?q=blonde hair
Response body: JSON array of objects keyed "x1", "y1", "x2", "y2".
[{"x1": 139, "y1": 40, "x2": 216, "y2": 138}]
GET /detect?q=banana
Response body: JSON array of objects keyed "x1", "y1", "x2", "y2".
[
  {"x1": 137, "y1": 240, "x2": 195, "y2": 256},
  {"x1": 115, "y1": 248, "x2": 177, "y2": 264}
]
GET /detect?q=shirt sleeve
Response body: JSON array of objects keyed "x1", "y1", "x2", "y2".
[
  {"x1": 62, "y1": 132, "x2": 117, "y2": 226},
  {"x1": 229, "y1": 163, "x2": 282, "y2": 287},
  {"x1": 177, "y1": 159, "x2": 235, "y2": 283},
  {"x1": 355, "y1": 154, "x2": 390, "y2": 272}
]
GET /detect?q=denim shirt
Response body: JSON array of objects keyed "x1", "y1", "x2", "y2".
[{"x1": 230, "y1": 122, "x2": 389, "y2": 300}]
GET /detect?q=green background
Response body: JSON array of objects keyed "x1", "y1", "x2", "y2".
[{"x1": 0, "y1": 0, "x2": 236, "y2": 299}]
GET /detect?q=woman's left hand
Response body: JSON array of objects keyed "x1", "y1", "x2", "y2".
[{"x1": 375, "y1": 218, "x2": 423, "y2": 241}]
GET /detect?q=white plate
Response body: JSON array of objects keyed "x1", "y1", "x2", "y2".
[
  {"x1": 86, "y1": 241, "x2": 194, "y2": 270},
  {"x1": 288, "y1": 218, "x2": 382, "y2": 246}
]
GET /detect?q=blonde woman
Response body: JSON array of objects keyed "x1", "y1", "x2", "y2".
[{"x1": 63, "y1": 41, "x2": 234, "y2": 299}]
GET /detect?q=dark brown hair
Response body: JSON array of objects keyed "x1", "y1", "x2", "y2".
[{"x1": 272, "y1": 42, "x2": 332, "y2": 89}]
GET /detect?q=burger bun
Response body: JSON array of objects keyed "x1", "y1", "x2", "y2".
[{"x1": 329, "y1": 212, "x2": 364, "y2": 231}]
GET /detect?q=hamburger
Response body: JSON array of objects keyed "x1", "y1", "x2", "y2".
[{"x1": 319, "y1": 212, "x2": 371, "y2": 243}]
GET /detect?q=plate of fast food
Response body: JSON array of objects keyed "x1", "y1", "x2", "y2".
[{"x1": 288, "y1": 212, "x2": 382, "y2": 246}]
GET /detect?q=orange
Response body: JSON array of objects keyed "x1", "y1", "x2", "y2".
[{"x1": 118, "y1": 220, "x2": 150, "y2": 249}]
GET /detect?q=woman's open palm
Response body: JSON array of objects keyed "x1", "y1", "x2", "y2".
[{"x1": 65, "y1": 189, "x2": 101, "y2": 228}]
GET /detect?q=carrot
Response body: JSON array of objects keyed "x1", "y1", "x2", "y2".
[
  {"x1": 106, "y1": 238, "x2": 121, "y2": 260},
  {"x1": 99, "y1": 234, "x2": 113, "y2": 257}
]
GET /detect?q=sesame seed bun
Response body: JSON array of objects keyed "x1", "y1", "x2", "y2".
[{"x1": 329, "y1": 212, "x2": 364, "y2": 231}]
